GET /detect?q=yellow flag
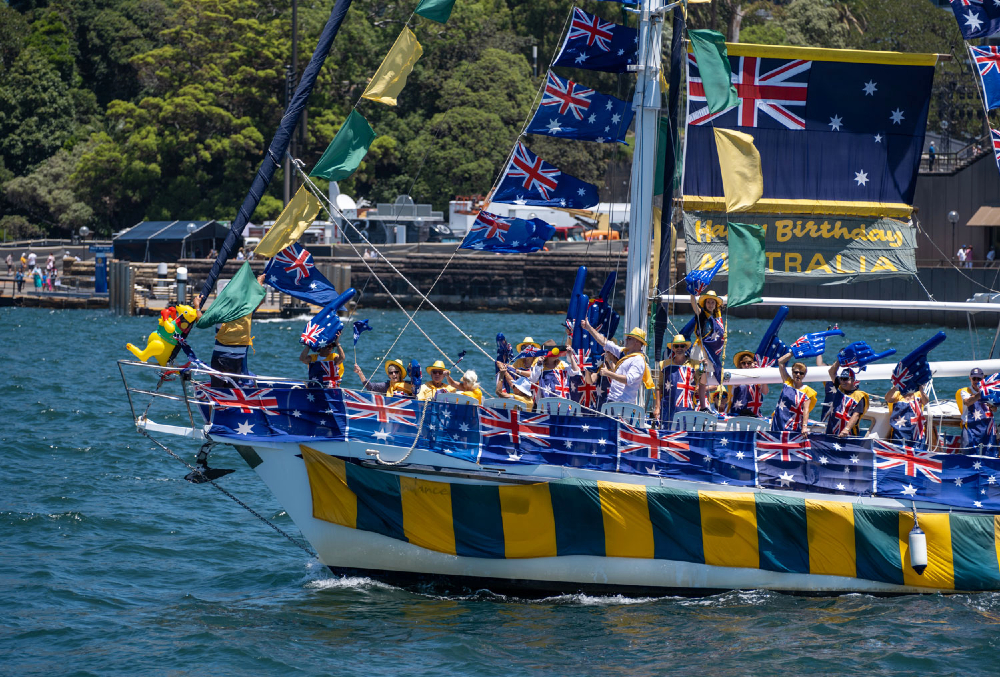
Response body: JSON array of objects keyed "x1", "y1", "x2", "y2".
[
  {"x1": 713, "y1": 127, "x2": 763, "y2": 213},
  {"x1": 362, "y1": 27, "x2": 423, "y2": 106},
  {"x1": 254, "y1": 185, "x2": 321, "y2": 257}
]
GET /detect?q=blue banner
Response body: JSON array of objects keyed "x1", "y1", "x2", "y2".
[
  {"x1": 526, "y1": 71, "x2": 633, "y2": 144},
  {"x1": 493, "y1": 142, "x2": 600, "y2": 208},
  {"x1": 459, "y1": 211, "x2": 556, "y2": 253},
  {"x1": 553, "y1": 7, "x2": 638, "y2": 73}
]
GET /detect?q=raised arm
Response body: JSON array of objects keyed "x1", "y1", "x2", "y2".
[
  {"x1": 580, "y1": 318, "x2": 606, "y2": 346},
  {"x1": 827, "y1": 359, "x2": 840, "y2": 383},
  {"x1": 298, "y1": 346, "x2": 312, "y2": 364},
  {"x1": 777, "y1": 351, "x2": 793, "y2": 384},
  {"x1": 689, "y1": 294, "x2": 701, "y2": 317}
]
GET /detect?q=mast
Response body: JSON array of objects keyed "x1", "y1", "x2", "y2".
[{"x1": 623, "y1": 0, "x2": 666, "y2": 337}]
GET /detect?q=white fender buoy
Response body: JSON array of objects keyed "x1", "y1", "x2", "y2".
[{"x1": 909, "y1": 524, "x2": 928, "y2": 575}]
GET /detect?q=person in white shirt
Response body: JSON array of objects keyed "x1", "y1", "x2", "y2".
[
  {"x1": 27, "y1": 251, "x2": 36, "y2": 268},
  {"x1": 580, "y1": 320, "x2": 651, "y2": 405},
  {"x1": 957, "y1": 245, "x2": 967, "y2": 266}
]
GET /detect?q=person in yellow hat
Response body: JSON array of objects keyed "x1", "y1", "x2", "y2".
[
  {"x1": 353, "y1": 359, "x2": 413, "y2": 396},
  {"x1": 580, "y1": 320, "x2": 653, "y2": 405},
  {"x1": 417, "y1": 360, "x2": 451, "y2": 400},
  {"x1": 689, "y1": 289, "x2": 727, "y2": 381},
  {"x1": 729, "y1": 350, "x2": 769, "y2": 417},
  {"x1": 495, "y1": 336, "x2": 542, "y2": 397},
  {"x1": 501, "y1": 338, "x2": 578, "y2": 400},
  {"x1": 654, "y1": 333, "x2": 706, "y2": 425}
]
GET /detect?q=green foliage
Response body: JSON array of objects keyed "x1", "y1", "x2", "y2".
[
  {"x1": 0, "y1": 0, "x2": 986, "y2": 239},
  {"x1": 0, "y1": 214, "x2": 44, "y2": 239}
]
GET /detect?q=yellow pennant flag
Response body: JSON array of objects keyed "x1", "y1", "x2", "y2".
[
  {"x1": 713, "y1": 128, "x2": 763, "y2": 213},
  {"x1": 362, "y1": 27, "x2": 423, "y2": 106},
  {"x1": 254, "y1": 185, "x2": 322, "y2": 257}
]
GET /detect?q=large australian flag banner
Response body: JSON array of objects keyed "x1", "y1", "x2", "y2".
[
  {"x1": 553, "y1": 7, "x2": 638, "y2": 74},
  {"x1": 684, "y1": 45, "x2": 936, "y2": 209},
  {"x1": 263, "y1": 244, "x2": 341, "y2": 306},
  {"x1": 493, "y1": 142, "x2": 600, "y2": 208}
]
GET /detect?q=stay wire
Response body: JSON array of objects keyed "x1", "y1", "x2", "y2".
[{"x1": 138, "y1": 428, "x2": 316, "y2": 558}]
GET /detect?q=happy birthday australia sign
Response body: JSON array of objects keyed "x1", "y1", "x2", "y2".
[{"x1": 683, "y1": 212, "x2": 917, "y2": 283}]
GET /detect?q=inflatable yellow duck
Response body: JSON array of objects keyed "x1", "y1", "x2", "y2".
[{"x1": 126, "y1": 305, "x2": 199, "y2": 366}]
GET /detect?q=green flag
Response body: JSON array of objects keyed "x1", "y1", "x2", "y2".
[
  {"x1": 688, "y1": 29, "x2": 739, "y2": 114},
  {"x1": 415, "y1": 0, "x2": 456, "y2": 24},
  {"x1": 310, "y1": 110, "x2": 377, "y2": 181},
  {"x1": 726, "y1": 222, "x2": 765, "y2": 308},
  {"x1": 196, "y1": 261, "x2": 265, "y2": 328}
]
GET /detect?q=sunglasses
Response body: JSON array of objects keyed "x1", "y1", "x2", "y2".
[
  {"x1": 740, "y1": 359, "x2": 754, "y2": 366},
  {"x1": 792, "y1": 370, "x2": 806, "y2": 376},
  {"x1": 388, "y1": 369, "x2": 401, "y2": 376},
  {"x1": 430, "y1": 370, "x2": 444, "y2": 376},
  {"x1": 972, "y1": 377, "x2": 983, "y2": 382}
]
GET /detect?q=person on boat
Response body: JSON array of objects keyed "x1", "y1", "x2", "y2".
[
  {"x1": 581, "y1": 320, "x2": 653, "y2": 406},
  {"x1": 729, "y1": 350, "x2": 769, "y2": 418},
  {"x1": 417, "y1": 360, "x2": 451, "y2": 400},
  {"x1": 885, "y1": 383, "x2": 930, "y2": 446},
  {"x1": 654, "y1": 334, "x2": 704, "y2": 426},
  {"x1": 210, "y1": 274, "x2": 266, "y2": 387},
  {"x1": 504, "y1": 377, "x2": 535, "y2": 409},
  {"x1": 958, "y1": 367, "x2": 996, "y2": 451},
  {"x1": 495, "y1": 336, "x2": 540, "y2": 397},
  {"x1": 689, "y1": 290, "x2": 726, "y2": 380},
  {"x1": 445, "y1": 370, "x2": 483, "y2": 404},
  {"x1": 824, "y1": 363, "x2": 869, "y2": 437},
  {"x1": 299, "y1": 335, "x2": 345, "y2": 389},
  {"x1": 772, "y1": 352, "x2": 818, "y2": 433},
  {"x1": 503, "y1": 339, "x2": 578, "y2": 400},
  {"x1": 707, "y1": 385, "x2": 730, "y2": 417},
  {"x1": 353, "y1": 359, "x2": 413, "y2": 397}
]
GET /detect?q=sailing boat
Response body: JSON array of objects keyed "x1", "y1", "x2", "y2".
[{"x1": 120, "y1": 0, "x2": 1000, "y2": 595}]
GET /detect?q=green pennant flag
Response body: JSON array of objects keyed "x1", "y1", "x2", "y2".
[
  {"x1": 310, "y1": 110, "x2": 377, "y2": 181},
  {"x1": 196, "y1": 261, "x2": 265, "y2": 328},
  {"x1": 688, "y1": 29, "x2": 739, "y2": 114},
  {"x1": 726, "y1": 222, "x2": 765, "y2": 309},
  {"x1": 415, "y1": 0, "x2": 457, "y2": 23}
]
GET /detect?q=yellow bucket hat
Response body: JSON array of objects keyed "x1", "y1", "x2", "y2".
[
  {"x1": 667, "y1": 334, "x2": 691, "y2": 351},
  {"x1": 625, "y1": 327, "x2": 647, "y2": 345},
  {"x1": 385, "y1": 359, "x2": 405, "y2": 377},
  {"x1": 429, "y1": 360, "x2": 450, "y2": 374},
  {"x1": 516, "y1": 336, "x2": 540, "y2": 353},
  {"x1": 698, "y1": 290, "x2": 722, "y2": 309}
]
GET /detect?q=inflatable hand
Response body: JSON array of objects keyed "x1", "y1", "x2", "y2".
[
  {"x1": 754, "y1": 306, "x2": 790, "y2": 367},
  {"x1": 300, "y1": 288, "x2": 356, "y2": 349},
  {"x1": 891, "y1": 332, "x2": 946, "y2": 395},
  {"x1": 409, "y1": 360, "x2": 422, "y2": 392},
  {"x1": 685, "y1": 259, "x2": 724, "y2": 296},
  {"x1": 566, "y1": 266, "x2": 588, "y2": 324},
  {"x1": 837, "y1": 340, "x2": 896, "y2": 370},
  {"x1": 790, "y1": 329, "x2": 844, "y2": 359}
]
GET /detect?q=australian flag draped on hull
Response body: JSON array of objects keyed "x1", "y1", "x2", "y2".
[{"x1": 684, "y1": 44, "x2": 937, "y2": 213}]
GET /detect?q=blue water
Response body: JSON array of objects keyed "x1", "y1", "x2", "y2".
[{"x1": 3, "y1": 306, "x2": 1000, "y2": 676}]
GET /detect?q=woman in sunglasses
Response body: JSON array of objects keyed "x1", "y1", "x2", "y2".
[
  {"x1": 353, "y1": 359, "x2": 413, "y2": 397},
  {"x1": 958, "y1": 367, "x2": 996, "y2": 451},
  {"x1": 771, "y1": 352, "x2": 817, "y2": 433},
  {"x1": 729, "y1": 350, "x2": 769, "y2": 418}
]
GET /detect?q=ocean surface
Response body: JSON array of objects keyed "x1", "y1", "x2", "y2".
[{"x1": 4, "y1": 305, "x2": 1000, "y2": 676}]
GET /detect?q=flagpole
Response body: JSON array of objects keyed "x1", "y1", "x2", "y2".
[{"x1": 624, "y1": 0, "x2": 665, "y2": 406}]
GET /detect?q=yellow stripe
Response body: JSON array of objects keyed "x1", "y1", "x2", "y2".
[
  {"x1": 682, "y1": 196, "x2": 913, "y2": 218},
  {"x1": 685, "y1": 41, "x2": 939, "y2": 67},
  {"x1": 805, "y1": 499, "x2": 856, "y2": 578},
  {"x1": 300, "y1": 445, "x2": 357, "y2": 528},
  {"x1": 499, "y1": 483, "x2": 557, "y2": 558},
  {"x1": 699, "y1": 490, "x2": 758, "y2": 569},
  {"x1": 399, "y1": 475, "x2": 456, "y2": 555},
  {"x1": 598, "y1": 481, "x2": 654, "y2": 559},
  {"x1": 899, "y1": 512, "x2": 955, "y2": 589}
]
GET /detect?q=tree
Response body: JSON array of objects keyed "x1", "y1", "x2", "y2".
[{"x1": 5, "y1": 149, "x2": 95, "y2": 235}]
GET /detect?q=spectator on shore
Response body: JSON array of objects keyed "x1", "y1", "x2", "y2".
[
  {"x1": 988, "y1": 246, "x2": 996, "y2": 267},
  {"x1": 236, "y1": 247, "x2": 245, "y2": 261},
  {"x1": 45, "y1": 253, "x2": 55, "y2": 274},
  {"x1": 965, "y1": 245, "x2": 974, "y2": 268},
  {"x1": 207, "y1": 248, "x2": 217, "y2": 260},
  {"x1": 5, "y1": 253, "x2": 12, "y2": 274},
  {"x1": 32, "y1": 267, "x2": 43, "y2": 292},
  {"x1": 48, "y1": 269, "x2": 57, "y2": 291},
  {"x1": 928, "y1": 142, "x2": 936, "y2": 171},
  {"x1": 14, "y1": 266, "x2": 23, "y2": 293},
  {"x1": 19, "y1": 252, "x2": 26, "y2": 267},
  {"x1": 27, "y1": 251, "x2": 36, "y2": 269},
  {"x1": 957, "y1": 245, "x2": 967, "y2": 267}
]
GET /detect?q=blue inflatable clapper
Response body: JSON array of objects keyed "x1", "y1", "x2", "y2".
[
  {"x1": 789, "y1": 329, "x2": 844, "y2": 359},
  {"x1": 891, "y1": 331, "x2": 946, "y2": 395},
  {"x1": 299, "y1": 288, "x2": 356, "y2": 349},
  {"x1": 409, "y1": 359, "x2": 422, "y2": 392},
  {"x1": 567, "y1": 266, "x2": 588, "y2": 323},
  {"x1": 754, "y1": 306, "x2": 790, "y2": 366},
  {"x1": 685, "y1": 258, "x2": 725, "y2": 296}
]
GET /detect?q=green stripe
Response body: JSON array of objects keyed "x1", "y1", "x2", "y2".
[
  {"x1": 450, "y1": 483, "x2": 505, "y2": 559},
  {"x1": 854, "y1": 505, "x2": 904, "y2": 586},
  {"x1": 648, "y1": 486, "x2": 704, "y2": 563},
  {"x1": 756, "y1": 494, "x2": 809, "y2": 574},
  {"x1": 550, "y1": 480, "x2": 605, "y2": 556},
  {"x1": 345, "y1": 463, "x2": 405, "y2": 542},
  {"x1": 950, "y1": 514, "x2": 1000, "y2": 591}
]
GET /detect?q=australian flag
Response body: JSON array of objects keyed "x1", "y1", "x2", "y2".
[
  {"x1": 617, "y1": 426, "x2": 714, "y2": 481},
  {"x1": 493, "y1": 142, "x2": 599, "y2": 208},
  {"x1": 264, "y1": 244, "x2": 341, "y2": 306},
  {"x1": 756, "y1": 433, "x2": 873, "y2": 495},
  {"x1": 459, "y1": 211, "x2": 556, "y2": 253},
  {"x1": 971, "y1": 46, "x2": 1000, "y2": 110},
  {"x1": 553, "y1": 7, "x2": 638, "y2": 73},
  {"x1": 300, "y1": 288, "x2": 356, "y2": 349},
  {"x1": 950, "y1": 0, "x2": 1000, "y2": 40},
  {"x1": 684, "y1": 48, "x2": 934, "y2": 207},
  {"x1": 993, "y1": 126, "x2": 1000, "y2": 173},
  {"x1": 526, "y1": 71, "x2": 634, "y2": 144},
  {"x1": 789, "y1": 329, "x2": 844, "y2": 359}
]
